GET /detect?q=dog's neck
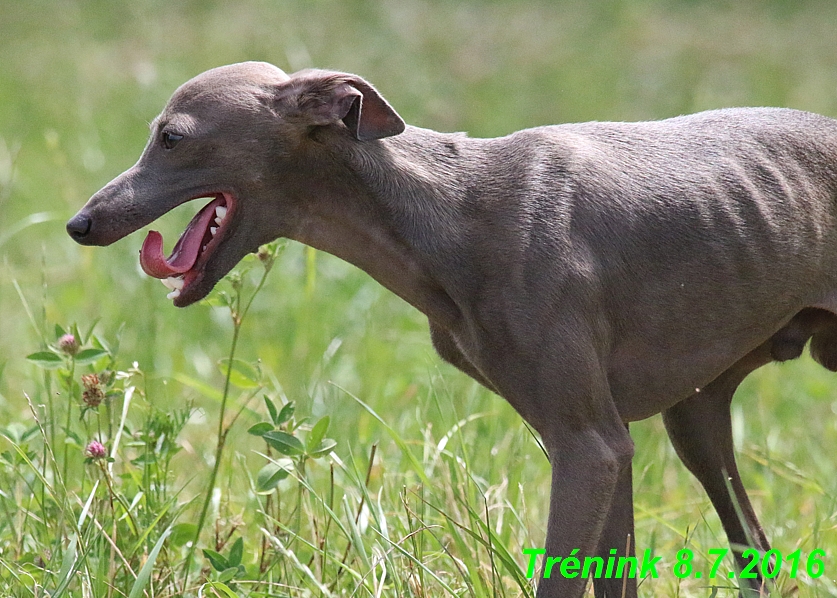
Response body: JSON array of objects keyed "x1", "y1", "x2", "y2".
[{"x1": 290, "y1": 126, "x2": 477, "y2": 330}]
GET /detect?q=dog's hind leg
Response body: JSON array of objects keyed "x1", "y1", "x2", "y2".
[
  {"x1": 664, "y1": 308, "x2": 837, "y2": 594},
  {"x1": 662, "y1": 342, "x2": 774, "y2": 595}
]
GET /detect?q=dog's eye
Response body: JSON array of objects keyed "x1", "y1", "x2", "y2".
[{"x1": 161, "y1": 131, "x2": 184, "y2": 150}]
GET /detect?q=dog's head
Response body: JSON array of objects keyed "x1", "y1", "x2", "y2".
[{"x1": 67, "y1": 61, "x2": 405, "y2": 306}]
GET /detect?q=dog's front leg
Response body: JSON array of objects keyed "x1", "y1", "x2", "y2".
[
  {"x1": 536, "y1": 418, "x2": 634, "y2": 598},
  {"x1": 480, "y1": 335, "x2": 634, "y2": 598},
  {"x1": 593, "y1": 426, "x2": 638, "y2": 598},
  {"x1": 433, "y1": 322, "x2": 631, "y2": 596},
  {"x1": 429, "y1": 321, "x2": 498, "y2": 392}
]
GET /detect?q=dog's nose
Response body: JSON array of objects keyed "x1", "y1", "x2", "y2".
[{"x1": 66, "y1": 213, "x2": 92, "y2": 241}]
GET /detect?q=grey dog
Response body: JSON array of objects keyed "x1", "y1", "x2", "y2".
[{"x1": 67, "y1": 62, "x2": 837, "y2": 597}]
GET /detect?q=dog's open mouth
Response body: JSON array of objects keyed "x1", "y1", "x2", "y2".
[{"x1": 139, "y1": 193, "x2": 233, "y2": 301}]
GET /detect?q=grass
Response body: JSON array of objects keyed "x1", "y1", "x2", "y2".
[{"x1": 2, "y1": 0, "x2": 837, "y2": 596}]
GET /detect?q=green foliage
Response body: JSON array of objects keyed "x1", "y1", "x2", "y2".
[{"x1": 203, "y1": 536, "x2": 247, "y2": 586}]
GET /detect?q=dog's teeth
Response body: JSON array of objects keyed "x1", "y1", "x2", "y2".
[
  {"x1": 214, "y1": 217, "x2": 222, "y2": 226},
  {"x1": 161, "y1": 276, "x2": 184, "y2": 290},
  {"x1": 166, "y1": 289, "x2": 181, "y2": 300},
  {"x1": 215, "y1": 206, "x2": 227, "y2": 221},
  {"x1": 210, "y1": 226, "x2": 218, "y2": 236}
]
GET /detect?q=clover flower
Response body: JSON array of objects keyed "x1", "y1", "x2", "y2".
[
  {"x1": 81, "y1": 373, "x2": 105, "y2": 408},
  {"x1": 85, "y1": 441, "x2": 107, "y2": 460},
  {"x1": 57, "y1": 334, "x2": 79, "y2": 356}
]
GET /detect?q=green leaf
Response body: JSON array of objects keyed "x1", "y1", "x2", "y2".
[
  {"x1": 255, "y1": 462, "x2": 290, "y2": 493},
  {"x1": 62, "y1": 427, "x2": 82, "y2": 448},
  {"x1": 26, "y1": 351, "x2": 63, "y2": 369},
  {"x1": 307, "y1": 416, "x2": 330, "y2": 452},
  {"x1": 54, "y1": 324, "x2": 67, "y2": 339},
  {"x1": 128, "y1": 527, "x2": 171, "y2": 598},
  {"x1": 275, "y1": 401, "x2": 295, "y2": 425},
  {"x1": 262, "y1": 430, "x2": 304, "y2": 456},
  {"x1": 308, "y1": 439, "x2": 337, "y2": 458},
  {"x1": 51, "y1": 534, "x2": 78, "y2": 598},
  {"x1": 202, "y1": 581, "x2": 239, "y2": 598},
  {"x1": 1, "y1": 422, "x2": 26, "y2": 443},
  {"x1": 82, "y1": 319, "x2": 100, "y2": 345},
  {"x1": 130, "y1": 453, "x2": 158, "y2": 466},
  {"x1": 22, "y1": 424, "x2": 40, "y2": 442},
  {"x1": 217, "y1": 567, "x2": 239, "y2": 583},
  {"x1": 203, "y1": 548, "x2": 229, "y2": 572},
  {"x1": 227, "y1": 537, "x2": 243, "y2": 568},
  {"x1": 247, "y1": 422, "x2": 274, "y2": 437},
  {"x1": 218, "y1": 358, "x2": 261, "y2": 388},
  {"x1": 169, "y1": 523, "x2": 198, "y2": 548},
  {"x1": 264, "y1": 395, "x2": 278, "y2": 424},
  {"x1": 74, "y1": 348, "x2": 108, "y2": 365}
]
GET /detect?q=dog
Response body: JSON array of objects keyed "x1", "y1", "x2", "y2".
[{"x1": 67, "y1": 61, "x2": 837, "y2": 597}]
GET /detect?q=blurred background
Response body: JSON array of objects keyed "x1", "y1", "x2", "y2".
[{"x1": 2, "y1": 0, "x2": 837, "y2": 594}]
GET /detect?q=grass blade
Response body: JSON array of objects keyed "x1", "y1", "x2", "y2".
[
  {"x1": 51, "y1": 534, "x2": 78, "y2": 598},
  {"x1": 77, "y1": 480, "x2": 99, "y2": 528},
  {"x1": 332, "y1": 383, "x2": 429, "y2": 485},
  {"x1": 127, "y1": 526, "x2": 172, "y2": 598}
]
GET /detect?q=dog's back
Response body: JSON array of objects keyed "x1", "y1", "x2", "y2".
[{"x1": 459, "y1": 108, "x2": 837, "y2": 418}]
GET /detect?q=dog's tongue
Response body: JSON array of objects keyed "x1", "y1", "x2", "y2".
[{"x1": 140, "y1": 196, "x2": 225, "y2": 279}]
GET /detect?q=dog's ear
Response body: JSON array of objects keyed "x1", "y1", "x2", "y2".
[
  {"x1": 339, "y1": 77, "x2": 406, "y2": 141},
  {"x1": 278, "y1": 71, "x2": 406, "y2": 141}
]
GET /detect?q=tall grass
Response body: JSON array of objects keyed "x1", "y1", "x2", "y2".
[
  {"x1": 2, "y1": 1, "x2": 837, "y2": 596},
  {"x1": 1, "y1": 257, "x2": 544, "y2": 596}
]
